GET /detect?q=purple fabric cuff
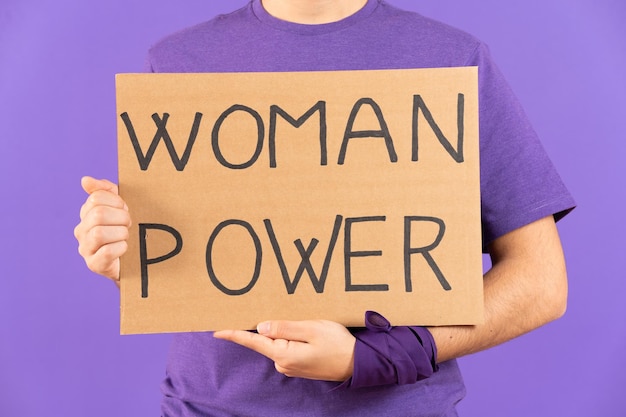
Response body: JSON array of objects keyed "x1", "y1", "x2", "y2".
[{"x1": 337, "y1": 311, "x2": 438, "y2": 390}]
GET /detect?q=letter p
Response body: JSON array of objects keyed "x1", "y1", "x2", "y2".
[{"x1": 139, "y1": 223, "x2": 183, "y2": 298}]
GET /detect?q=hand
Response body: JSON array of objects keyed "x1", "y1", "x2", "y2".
[
  {"x1": 73, "y1": 176, "x2": 131, "y2": 283},
  {"x1": 214, "y1": 320, "x2": 356, "y2": 382}
]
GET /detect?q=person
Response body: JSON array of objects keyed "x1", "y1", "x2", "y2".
[{"x1": 73, "y1": 0, "x2": 575, "y2": 415}]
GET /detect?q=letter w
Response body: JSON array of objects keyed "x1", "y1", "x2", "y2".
[
  {"x1": 264, "y1": 215, "x2": 343, "y2": 294},
  {"x1": 120, "y1": 112, "x2": 203, "y2": 171}
]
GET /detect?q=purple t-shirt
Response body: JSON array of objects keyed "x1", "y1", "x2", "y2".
[{"x1": 147, "y1": 1, "x2": 575, "y2": 416}]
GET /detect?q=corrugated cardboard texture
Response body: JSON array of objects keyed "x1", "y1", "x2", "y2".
[{"x1": 116, "y1": 68, "x2": 482, "y2": 334}]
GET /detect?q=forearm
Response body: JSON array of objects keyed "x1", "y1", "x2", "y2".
[
  {"x1": 214, "y1": 216, "x2": 568, "y2": 384},
  {"x1": 429, "y1": 216, "x2": 568, "y2": 363}
]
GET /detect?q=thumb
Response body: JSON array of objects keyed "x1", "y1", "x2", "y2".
[
  {"x1": 257, "y1": 320, "x2": 314, "y2": 342},
  {"x1": 81, "y1": 176, "x2": 119, "y2": 195}
]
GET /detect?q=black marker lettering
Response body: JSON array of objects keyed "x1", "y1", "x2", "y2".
[
  {"x1": 412, "y1": 94, "x2": 464, "y2": 162},
  {"x1": 337, "y1": 98, "x2": 398, "y2": 165},
  {"x1": 139, "y1": 223, "x2": 183, "y2": 298},
  {"x1": 264, "y1": 215, "x2": 342, "y2": 294},
  {"x1": 344, "y1": 216, "x2": 389, "y2": 292},
  {"x1": 212, "y1": 105, "x2": 264, "y2": 169},
  {"x1": 205, "y1": 220, "x2": 263, "y2": 296},
  {"x1": 403, "y1": 216, "x2": 451, "y2": 291},
  {"x1": 120, "y1": 112, "x2": 203, "y2": 171},
  {"x1": 269, "y1": 101, "x2": 327, "y2": 167}
]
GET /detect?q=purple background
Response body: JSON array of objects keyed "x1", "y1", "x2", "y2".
[{"x1": 1, "y1": 0, "x2": 624, "y2": 415}]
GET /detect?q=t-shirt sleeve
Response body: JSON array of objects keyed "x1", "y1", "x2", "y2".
[{"x1": 468, "y1": 43, "x2": 576, "y2": 247}]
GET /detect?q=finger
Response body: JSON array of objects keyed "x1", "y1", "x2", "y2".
[
  {"x1": 80, "y1": 190, "x2": 129, "y2": 220},
  {"x1": 77, "y1": 225, "x2": 130, "y2": 258},
  {"x1": 274, "y1": 363, "x2": 296, "y2": 378},
  {"x1": 213, "y1": 330, "x2": 286, "y2": 359},
  {"x1": 84, "y1": 241, "x2": 126, "y2": 280},
  {"x1": 80, "y1": 206, "x2": 132, "y2": 232},
  {"x1": 81, "y1": 176, "x2": 119, "y2": 195},
  {"x1": 75, "y1": 207, "x2": 131, "y2": 258},
  {"x1": 257, "y1": 320, "x2": 319, "y2": 342}
]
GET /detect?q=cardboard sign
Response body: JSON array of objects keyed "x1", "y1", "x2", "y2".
[{"x1": 116, "y1": 68, "x2": 483, "y2": 334}]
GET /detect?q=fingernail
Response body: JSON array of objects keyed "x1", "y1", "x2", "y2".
[{"x1": 257, "y1": 321, "x2": 270, "y2": 335}]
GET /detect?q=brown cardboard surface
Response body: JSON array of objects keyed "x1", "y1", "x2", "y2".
[{"x1": 116, "y1": 68, "x2": 483, "y2": 334}]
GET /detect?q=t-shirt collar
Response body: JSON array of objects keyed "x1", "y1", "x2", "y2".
[{"x1": 251, "y1": 0, "x2": 380, "y2": 35}]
